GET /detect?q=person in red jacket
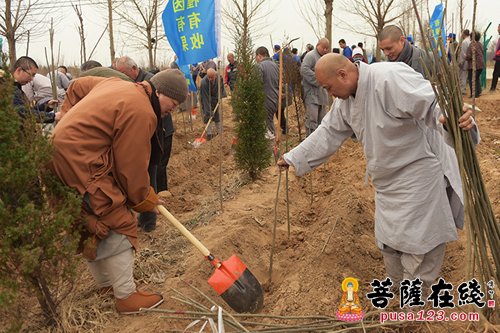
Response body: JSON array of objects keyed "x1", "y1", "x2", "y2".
[{"x1": 224, "y1": 52, "x2": 238, "y2": 92}]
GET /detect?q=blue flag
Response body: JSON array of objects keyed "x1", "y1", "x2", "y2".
[
  {"x1": 163, "y1": 0, "x2": 220, "y2": 66},
  {"x1": 179, "y1": 62, "x2": 197, "y2": 92},
  {"x1": 430, "y1": 3, "x2": 446, "y2": 49}
]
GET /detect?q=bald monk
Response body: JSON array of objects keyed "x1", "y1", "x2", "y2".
[
  {"x1": 300, "y1": 37, "x2": 331, "y2": 135},
  {"x1": 278, "y1": 53, "x2": 479, "y2": 287},
  {"x1": 200, "y1": 67, "x2": 226, "y2": 139},
  {"x1": 378, "y1": 25, "x2": 431, "y2": 78}
]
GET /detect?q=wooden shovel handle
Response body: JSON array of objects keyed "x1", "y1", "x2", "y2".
[
  {"x1": 157, "y1": 205, "x2": 211, "y2": 257},
  {"x1": 199, "y1": 102, "x2": 220, "y2": 138}
]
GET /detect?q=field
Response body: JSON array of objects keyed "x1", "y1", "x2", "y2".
[{"x1": 19, "y1": 82, "x2": 500, "y2": 332}]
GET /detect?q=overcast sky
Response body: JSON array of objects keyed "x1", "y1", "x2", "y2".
[{"x1": 12, "y1": 0, "x2": 500, "y2": 68}]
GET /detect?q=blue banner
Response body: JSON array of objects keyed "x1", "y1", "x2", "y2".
[
  {"x1": 163, "y1": 0, "x2": 219, "y2": 66},
  {"x1": 430, "y1": 3, "x2": 446, "y2": 48},
  {"x1": 179, "y1": 62, "x2": 197, "y2": 92}
]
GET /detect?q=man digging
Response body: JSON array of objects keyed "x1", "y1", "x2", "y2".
[{"x1": 51, "y1": 69, "x2": 188, "y2": 314}]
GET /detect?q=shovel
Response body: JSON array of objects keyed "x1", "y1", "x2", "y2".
[
  {"x1": 191, "y1": 103, "x2": 220, "y2": 148},
  {"x1": 158, "y1": 205, "x2": 264, "y2": 313}
]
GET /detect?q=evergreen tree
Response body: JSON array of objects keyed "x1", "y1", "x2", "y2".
[
  {"x1": 231, "y1": 5, "x2": 270, "y2": 180},
  {"x1": 0, "y1": 60, "x2": 81, "y2": 329}
]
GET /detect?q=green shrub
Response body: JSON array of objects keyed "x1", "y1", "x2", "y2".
[
  {"x1": 0, "y1": 60, "x2": 81, "y2": 329},
  {"x1": 232, "y1": 37, "x2": 270, "y2": 180}
]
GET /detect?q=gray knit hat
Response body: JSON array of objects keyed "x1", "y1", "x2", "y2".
[{"x1": 150, "y1": 69, "x2": 188, "y2": 103}]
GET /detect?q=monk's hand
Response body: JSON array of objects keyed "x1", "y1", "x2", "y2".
[
  {"x1": 277, "y1": 157, "x2": 289, "y2": 170},
  {"x1": 459, "y1": 104, "x2": 475, "y2": 131},
  {"x1": 438, "y1": 103, "x2": 475, "y2": 131}
]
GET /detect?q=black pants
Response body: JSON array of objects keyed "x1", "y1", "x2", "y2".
[
  {"x1": 156, "y1": 134, "x2": 173, "y2": 192},
  {"x1": 468, "y1": 68, "x2": 483, "y2": 97},
  {"x1": 139, "y1": 134, "x2": 173, "y2": 231},
  {"x1": 275, "y1": 103, "x2": 287, "y2": 134},
  {"x1": 491, "y1": 61, "x2": 500, "y2": 91},
  {"x1": 138, "y1": 163, "x2": 159, "y2": 231}
]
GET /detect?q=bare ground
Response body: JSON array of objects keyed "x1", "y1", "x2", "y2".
[{"x1": 16, "y1": 86, "x2": 500, "y2": 332}]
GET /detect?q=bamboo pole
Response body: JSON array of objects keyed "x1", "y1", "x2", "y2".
[
  {"x1": 269, "y1": 44, "x2": 285, "y2": 283},
  {"x1": 217, "y1": 60, "x2": 224, "y2": 212},
  {"x1": 43, "y1": 18, "x2": 59, "y2": 128},
  {"x1": 180, "y1": 106, "x2": 187, "y2": 136},
  {"x1": 189, "y1": 91, "x2": 194, "y2": 132},
  {"x1": 284, "y1": 83, "x2": 291, "y2": 238},
  {"x1": 269, "y1": 170, "x2": 281, "y2": 284},
  {"x1": 471, "y1": 0, "x2": 477, "y2": 102}
]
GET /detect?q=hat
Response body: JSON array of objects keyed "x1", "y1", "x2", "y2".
[
  {"x1": 447, "y1": 33, "x2": 456, "y2": 39},
  {"x1": 274, "y1": 44, "x2": 281, "y2": 51},
  {"x1": 352, "y1": 47, "x2": 363, "y2": 57},
  {"x1": 150, "y1": 69, "x2": 188, "y2": 103}
]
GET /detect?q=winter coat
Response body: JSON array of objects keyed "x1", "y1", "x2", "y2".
[
  {"x1": 81, "y1": 67, "x2": 132, "y2": 81},
  {"x1": 136, "y1": 68, "x2": 154, "y2": 82},
  {"x1": 51, "y1": 77, "x2": 158, "y2": 258},
  {"x1": 13, "y1": 81, "x2": 55, "y2": 123},
  {"x1": 224, "y1": 62, "x2": 238, "y2": 91},
  {"x1": 466, "y1": 41, "x2": 485, "y2": 70}
]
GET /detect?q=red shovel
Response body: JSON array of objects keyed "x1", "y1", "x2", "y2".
[
  {"x1": 158, "y1": 205, "x2": 264, "y2": 313},
  {"x1": 191, "y1": 103, "x2": 219, "y2": 148}
]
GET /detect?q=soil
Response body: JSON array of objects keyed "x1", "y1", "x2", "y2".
[{"x1": 22, "y1": 84, "x2": 500, "y2": 332}]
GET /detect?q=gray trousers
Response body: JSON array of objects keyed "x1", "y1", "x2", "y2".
[
  {"x1": 459, "y1": 68, "x2": 468, "y2": 94},
  {"x1": 265, "y1": 104, "x2": 277, "y2": 136},
  {"x1": 304, "y1": 101, "x2": 327, "y2": 135},
  {"x1": 381, "y1": 243, "x2": 446, "y2": 288},
  {"x1": 86, "y1": 231, "x2": 136, "y2": 299}
]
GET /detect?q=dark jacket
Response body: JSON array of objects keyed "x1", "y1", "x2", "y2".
[
  {"x1": 466, "y1": 41, "x2": 485, "y2": 70},
  {"x1": 392, "y1": 40, "x2": 431, "y2": 79},
  {"x1": 14, "y1": 82, "x2": 55, "y2": 123},
  {"x1": 138, "y1": 68, "x2": 174, "y2": 138},
  {"x1": 136, "y1": 68, "x2": 154, "y2": 82},
  {"x1": 200, "y1": 74, "x2": 226, "y2": 121},
  {"x1": 224, "y1": 62, "x2": 238, "y2": 91}
]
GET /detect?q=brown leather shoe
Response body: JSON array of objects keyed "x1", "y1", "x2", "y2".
[{"x1": 115, "y1": 290, "x2": 164, "y2": 314}]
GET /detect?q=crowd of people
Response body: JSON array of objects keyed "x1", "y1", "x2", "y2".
[{"x1": 3, "y1": 22, "x2": 498, "y2": 317}]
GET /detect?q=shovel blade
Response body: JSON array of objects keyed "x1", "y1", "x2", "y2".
[
  {"x1": 208, "y1": 255, "x2": 264, "y2": 313},
  {"x1": 191, "y1": 137, "x2": 206, "y2": 148}
]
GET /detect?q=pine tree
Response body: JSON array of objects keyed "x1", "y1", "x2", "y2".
[
  {"x1": 0, "y1": 59, "x2": 81, "y2": 329},
  {"x1": 231, "y1": 4, "x2": 270, "y2": 180}
]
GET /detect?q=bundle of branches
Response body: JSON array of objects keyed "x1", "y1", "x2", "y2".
[
  {"x1": 411, "y1": 0, "x2": 499, "y2": 296},
  {"x1": 142, "y1": 284, "x2": 406, "y2": 332}
]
